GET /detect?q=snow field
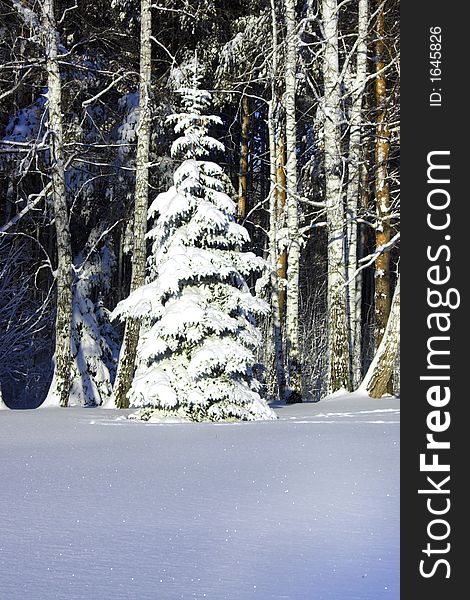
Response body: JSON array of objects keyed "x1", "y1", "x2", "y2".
[{"x1": 0, "y1": 394, "x2": 399, "y2": 599}]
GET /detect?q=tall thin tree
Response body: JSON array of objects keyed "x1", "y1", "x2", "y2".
[
  {"x1": 41, "y1": 0, "x2": 73, "y2": 408},
  {"x1": 322, "y1": 0, "x2": 351, "y2": 394},
  {"x1": 267, "y1": 0, "x2": 286, "y2": 401},
  {"x1": 346, "y1": 0, "x2": 369, "y2": 387},
  {"x1": 374, "y1": 0, "x2": 391, "y2": 350},
  {"x1": 276, "y1": 131, "x2": 287, "y2": 319},
  {"x1": 238, "y1": 94, "x2": 250, "y2": 220},
  {"x1": 284, "y1": 0, "x2": 302, "y2": 403},
  {"x1": 110, "y1": 0, "x2": 152, "y2": 409}
]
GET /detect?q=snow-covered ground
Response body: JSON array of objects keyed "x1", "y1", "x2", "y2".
[{"x1": 0, "y1": 393, "x2": 399, "y2": 599}]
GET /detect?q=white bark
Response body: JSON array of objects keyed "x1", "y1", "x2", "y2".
[
  {"x1": 359, "y1": 275, "x2": 399, "y2": 398},
  {"x1": 284, "y1": 0, "x2": 302, "y2": 402},
  {"x1": 322, "y1": 0, "x2": 351, "y2": 394},
  {"x1": 41, "y1": 0, "x2": 73, "y2": 408},
  {"x1": 346, "y1": 0, "x2": 369, "y2": 387},
  {"x1": 108, "y1": 0, "x2": 152, "y2": 409},
  {"x1": 266, "y1": 103, "x2": 286, "y2": 401},
  {"x1": 267, "y1": 0, "x2": 286, "y2": 401}
]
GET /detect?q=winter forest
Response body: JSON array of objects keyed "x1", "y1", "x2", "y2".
[
  {"x1": 0, "y1": 0, "x2": 399, "y2": 415},
  {"x1": 1, "y1": 1, "x2": 400, "y2": 597}
]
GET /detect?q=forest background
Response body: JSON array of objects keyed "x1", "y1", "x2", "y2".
[{"x1": 0, "y1": 0, "x2": 400, "y2": 413}]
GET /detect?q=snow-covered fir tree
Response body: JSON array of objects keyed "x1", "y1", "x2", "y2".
[
  {"x1": 113, "y1": 68, "x2": 276, "y2": 422},
  {"x1": 69, "y1": 240, "x2": 119, "y2": 406}
]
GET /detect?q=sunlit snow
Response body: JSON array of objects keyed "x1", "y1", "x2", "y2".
[{"x1": 0, "y1": 393, "x2": 399, "y2": 599}]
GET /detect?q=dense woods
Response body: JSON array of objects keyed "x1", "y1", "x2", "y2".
[{"x1": 0, "y1": 0, "x2": 400, "y2": 415}]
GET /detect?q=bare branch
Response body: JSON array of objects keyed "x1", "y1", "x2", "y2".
[
  {"x1": 345, "y1": 232, "x2": 400, "y2": 285},
  {"x1": 82, "y1": 72, "x2": 133, "y2": 107}
]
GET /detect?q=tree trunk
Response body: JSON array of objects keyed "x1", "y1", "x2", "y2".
[
  {"x1": 284, "y1": 0, "x2": 302, "y2": 403},
  {"x1": 276, "y1": 131, "x2": 287, "y2": 319},
  {"x1": 268, "y1": 100, "x2": 287, "y2": 402},
  {"x1": 354, "y1": 137, "x2": 371, "y2": 379},
  {"x1": 42, "y1": 0, "x2": 73, "y2": 408},
  {"x1": 322, "y1": 0, "x2": 351, "y2": 394},
  {"x1": 238, "y1": 94, "x2": 250, "y2": 219},
  {"x1": 346, "y1": 0, "x2": 369, "y2": 387},
  {"x1": 110, "y1": 0, "x2": 152, "y2": 409},
  {"x1": 360, "y1": 275, "x2": 399, "y2": 398},
  {"x1": 374, "y1": 0, "x2": 391, "y2": 349},
  {"x1": 267, "y1": 0, "x2": 286, "y2": 402}
]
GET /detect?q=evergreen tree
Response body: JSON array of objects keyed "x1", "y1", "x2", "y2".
[
  {"x1": 70, "y1": 241, "x2": 119, "y2": 406},
  {"x1": 113, "y1": 69, "x2": 276, "y2": 422}
]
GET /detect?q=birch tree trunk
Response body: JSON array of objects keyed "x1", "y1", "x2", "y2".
[
  {"x1": 268, "y1": 101, "x2": 287, "y2": 402},
  {"x1": 360, "y1": 274, "x2": 399, "y2": 398},
  {"x1": 346, "y1": 0, "x2": 369, "y2": 387},
  {"x1": 238, "y1": 94, "x2": 250, "y2": 219},
  {"x1": 374, "y1": 0, "x2": 391, "y2": 349},
  {"x1": 284, "y1": 0, "x2": 302, "y2": 403},
  {"x1": 110, "y1": 0, "x2": 152, "y2": 409},
  {"x1": 267, "y1": 0, "x2": 286, "y2": 401},
  {"x1": 276, "y1": 131, "x2": 287, "y2": 319},
  {"x1": 42, "y1": 0, "x2": 73, "y2": 408},
  {"x1": 322, "y1": 0, "x2": 351, "y2": 394},
  {"x1": 354, "y1": 139, "x2": 371, "y2": 379}
]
